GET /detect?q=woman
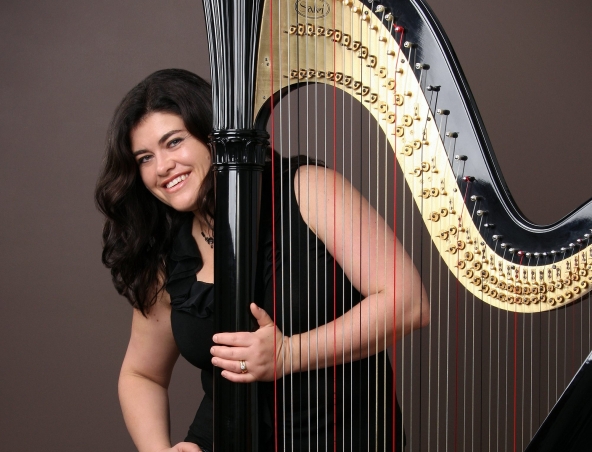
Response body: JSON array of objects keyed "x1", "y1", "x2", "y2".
[{"x1": 96, "y1": 68, "x2": 428, "y2": 452}]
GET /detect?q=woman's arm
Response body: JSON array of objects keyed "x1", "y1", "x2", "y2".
[
  {"x1": 119, "y1": 291, "x2": 201, "y2": 452},
  {"x1": 210, "y1": 165, "x2": 429, "y2": 382}
]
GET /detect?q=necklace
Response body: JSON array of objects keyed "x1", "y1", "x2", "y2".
[{"x1": 201, "y1": 231, "x2": 214, "y2": 248}]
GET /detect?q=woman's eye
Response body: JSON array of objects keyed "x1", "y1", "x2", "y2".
[
  {"x1": 168, "y1": 137, "x2": 183, "y2": 148},
  {"x1": 137, "y1": 155, "x2": 152, "y2": 165}
]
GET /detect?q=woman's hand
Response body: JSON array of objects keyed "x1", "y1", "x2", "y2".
[
  {"x1": 210, "y1": 303, "x2": 289, "y2": 382},
  {"x1": 160, "y1": 442, "x2": 202, "y2": 452}
]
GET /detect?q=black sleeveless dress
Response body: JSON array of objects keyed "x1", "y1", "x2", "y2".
[{"x1": 166, "y1": 158, "x2": 402, "y2": 451}]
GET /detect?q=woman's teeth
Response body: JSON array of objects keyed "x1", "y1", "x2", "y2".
[{"x1": 166, "y1": 174, "x2": 188, "y2": 189}]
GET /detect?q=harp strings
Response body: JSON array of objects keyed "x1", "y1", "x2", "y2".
[{"x1": 263, "y1": 1, "x2": 592, "y2": 451}]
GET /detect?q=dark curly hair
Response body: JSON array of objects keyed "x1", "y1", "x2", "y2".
[{"x1": 95, "y1": 69, "x2": 213, "y2": 314}]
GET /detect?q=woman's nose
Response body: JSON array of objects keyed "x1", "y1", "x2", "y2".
[{"x1": 156, "y1": 153, "x2": 175, "y2": 175}]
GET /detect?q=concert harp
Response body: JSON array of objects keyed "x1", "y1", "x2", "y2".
[{"x1": 202, "y1": 0, "x2": 592, "y2": 450}]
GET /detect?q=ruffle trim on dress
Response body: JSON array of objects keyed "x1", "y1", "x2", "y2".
[{"x1": 166, "y1": 218, "x2": 214, "y2": 318}]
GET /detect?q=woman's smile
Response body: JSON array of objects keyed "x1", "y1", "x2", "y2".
[{"x1": 163, "y1": 172, "x2": 190, "y2": 190}]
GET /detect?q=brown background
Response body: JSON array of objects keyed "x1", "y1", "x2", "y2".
[{"x1": 0, "y1": 0, "x2": 590, "y2": 450}]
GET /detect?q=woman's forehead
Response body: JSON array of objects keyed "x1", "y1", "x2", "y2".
[{"x1": 131, "y1": 112, "x2": 186, "y2": 149}]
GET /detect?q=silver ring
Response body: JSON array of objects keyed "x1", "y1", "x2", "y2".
[{"x1": 239, "y1": 360, "x2": 248, "y2": 374}]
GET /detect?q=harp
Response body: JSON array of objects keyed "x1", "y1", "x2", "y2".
[{"x1": 202, "y1": 0, "x2": 592, "y2": 450}]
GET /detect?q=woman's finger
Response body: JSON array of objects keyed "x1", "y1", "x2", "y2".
[
  {"x1": 211, "y1": 357, "x2": 249, "y2": 373},
  {"x1": 210, "y1": 345, "x2": 248, "y2": 360},
  {"x1": 220, "y1": 368, "x2": 256, "y2": 383},
  {"x1": 170, "y1": 441, "x2": 202, "y2": 452},
  {"x1": 250, "y1": 303, "x2": 274, "y2": 328},
  {"x1": 212, "y1": 331, "x2": 252, "y2": 346}
]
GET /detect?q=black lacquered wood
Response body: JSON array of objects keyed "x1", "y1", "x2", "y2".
[
  {"x1": 209, "y1": 130, "x2": 268, "y2": 452},
  {"x1": 202, "y1": 0, "x2": 266, "y2": 129},
  {"x1": 525, "y1": 351, "x2": 592, "y2": 451},
  {"x1": 201, "y1": 0, "x2": 268, "y2": 450}
]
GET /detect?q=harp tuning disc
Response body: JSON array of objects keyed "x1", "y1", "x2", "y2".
[
  {"x1": 385, "y1": 13, "x2": 395, "y2": 22},
  {"x1": 470, "y1": 195, "x2": 481, "y2": 201},
  {"x1": 526, "y1": 252, "x2": 532, "y2": 258},
  {"x1": 394, "y1": 25, "x2": 404, "y2": 33},
  {"x1": 404, "y1": 41, "x2": 417, "y2": 48},
  {"x1": 454, "y1": 154, "x2": 467, "y2": 160},
  {"x1": 484, "y1": 223, "x2": 495, "y2": 228},
  {"x1": 463, "y1": 176, "x2": 475, "y2": 182},
  {"x1": 447, "y1": 131, "x2": 459, "y2": 138},
  {"x1": 416, "y1": 63, "x2": 430, "y2": 70},
  {"x1": 477, "y1": 210, "x2": 488, "y2": 216},
  {"x1": 437, "y1": 109, "x2": 450, "y2": 115},
  {"x1": 570, "y1": 243, "x2": 576, "y2": 248},
  {"x1": 501, "y1": 243, "x2": 509, "y2": 249},
  {"x1": 427, "y1": 85, "x2": 441, "y2": 92},
  {"x1": 375, "y1": 5, "x2": 385, "y2": 13},
  {"x1": 492, "y1": 235, "x2": 502, "y2": 241},
  {"x1": 517, "y1": 250, "x2": 525, "y2": 256}
]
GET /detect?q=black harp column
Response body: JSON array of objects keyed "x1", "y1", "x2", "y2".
[{"x1": 201, "y1": 0, "x2": 268, "y2": 451}]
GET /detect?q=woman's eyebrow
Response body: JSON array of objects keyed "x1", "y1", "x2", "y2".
[
  {"x1": 158, "y1": 129, "x2": 184, "y2": 145},
  {"x1": 132, "y1": 129, "x2": 184, "y2": 156}
]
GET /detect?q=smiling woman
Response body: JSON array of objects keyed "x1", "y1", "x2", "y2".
[
  {"x1": 95, "y1": 69, "x2": 214, "y2": 316},
  {"x1": 94, "y1": 68, "x2": 427, "y2": 452}
]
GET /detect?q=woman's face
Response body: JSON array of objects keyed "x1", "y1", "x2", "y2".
[{"x1": 131, "y1": 112, "x2": 211, "y2": 214}]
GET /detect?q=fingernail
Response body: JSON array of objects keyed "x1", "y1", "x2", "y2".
[{"x1": 212, "y1": 335, "x2": 218, "y2": 343}]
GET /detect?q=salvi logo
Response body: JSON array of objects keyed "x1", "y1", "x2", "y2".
[{"x1": 295, "y1": 0, "x2": 330, "y2": 19}]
